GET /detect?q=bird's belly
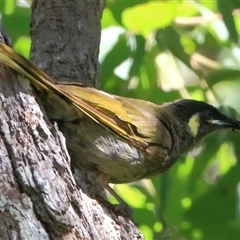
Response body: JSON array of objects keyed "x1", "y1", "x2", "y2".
[
  {"x1": 92, "y1": 136, "x2": 148, "y2": 183},
  {"x1": 57, "y1": 117, "x2": 162, "y2": 183}
]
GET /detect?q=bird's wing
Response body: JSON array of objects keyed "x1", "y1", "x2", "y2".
[{"x1": 0, "y1": 42, "x2": 153, "y2": 149}]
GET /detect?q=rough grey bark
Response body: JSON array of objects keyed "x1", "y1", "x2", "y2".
[
  {"x1": 30, "y1": 0, "x2": 102, "y2": 88},
  {"x1": 0, "y1": 1, "x2": 143, "y2": 239}
]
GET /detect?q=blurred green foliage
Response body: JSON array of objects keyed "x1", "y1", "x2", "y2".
[{"x1": 1, "y1": 0, "x2": 240, "y2": 239}]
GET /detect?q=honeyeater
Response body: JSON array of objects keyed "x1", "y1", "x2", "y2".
[{"x1": 0, "y1": 42, "x2": 239, "y2": 209}]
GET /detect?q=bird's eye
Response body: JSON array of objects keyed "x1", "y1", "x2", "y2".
[{"x1": 206, "y1": 110, "x2": 213, "y2": 119}]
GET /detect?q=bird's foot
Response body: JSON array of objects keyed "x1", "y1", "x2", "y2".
[{"x1": 111, "y1": 202, "x2": 133, "y2": 218}]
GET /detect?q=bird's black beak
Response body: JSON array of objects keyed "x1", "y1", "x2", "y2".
[{"x1": 208, "y1": 117, "x2": 240, "y2": 130}]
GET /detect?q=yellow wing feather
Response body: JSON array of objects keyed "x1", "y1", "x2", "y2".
[{"x1": 0, "y1": 42, "x2": 148, "y2": 149}]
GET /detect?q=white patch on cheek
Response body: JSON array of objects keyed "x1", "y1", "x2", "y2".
[{"x1": 188, "y1": 114, "x2": 200, "y2": 137}]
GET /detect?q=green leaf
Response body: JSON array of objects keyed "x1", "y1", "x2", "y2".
[
  {"x1": 101, "y1": 33, "x2": 131, "y2": 80},
  {"x1": 207, "y1": 69, "x2": 240, "y2": 86},
  {"x1": 185, "y1": 166, "x2": 240, "y2": 239},
  {"x1": 213, "y1": 80, "x2": 240, "y2": 113},
  {"x1": 101, "y1": 8, "x2": 119, "y2": 28},
  {"x1": 156, "y1": 26, "x2": 192, "y2": 70},
  {"x1": 14, "y1": 37, "x2": 31, "y2": 58},
  {"x1": 1, "y1": 4, "x2": 30, "y2": 44},
  {"x1": 106, "y1": 0, "x2": 146, "y2": 25},
  {"x1": 122, "y1": 2, "x2": 176, "y2": 36},
  {"x1": 176, "y1": 1, "x2": 199, "y2": 17},
  {"x1": 129, "y1": 35, "x2": 145, "y2": 78},
  {"x1": 218, "y1": 0, "x2": 238, "y2": 43}
]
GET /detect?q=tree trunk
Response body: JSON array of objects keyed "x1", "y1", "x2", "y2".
[{"x1": 0, "y1": 1, "x2": 143, "y2": 239}]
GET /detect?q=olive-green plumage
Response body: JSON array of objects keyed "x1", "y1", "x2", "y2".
[{"x1": 0, "y1": 42, "x2": 240, "y2": 206}]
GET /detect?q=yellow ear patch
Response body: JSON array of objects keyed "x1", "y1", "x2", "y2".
[{"x1": 188, "y1": 114, "x2": 200, "y2": 137}]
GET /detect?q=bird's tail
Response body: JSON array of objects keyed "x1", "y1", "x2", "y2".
[{"x1": 0, "y1": 42, "x2": 64, "y2": 94}]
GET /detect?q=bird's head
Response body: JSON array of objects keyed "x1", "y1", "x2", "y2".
[{"x1": 168, "y1": 99, "x2": 240, "y2": 141}]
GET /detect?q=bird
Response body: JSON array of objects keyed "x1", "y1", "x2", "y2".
[{"x1": 0, "y1": 42, "x2": 239, "y2": 212}]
